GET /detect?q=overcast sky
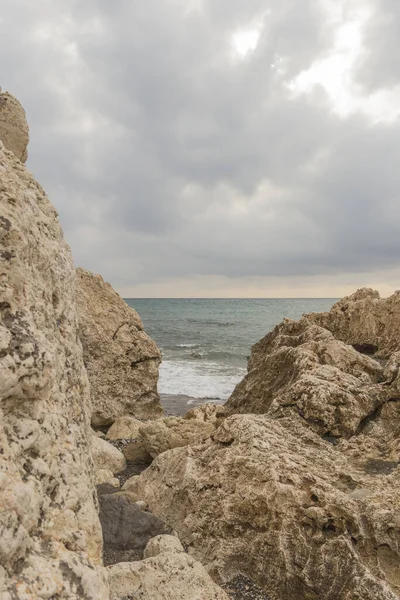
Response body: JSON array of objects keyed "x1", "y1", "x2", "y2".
[{"x1": 2, "y1": 0, "x2": 400, "y2": 297}]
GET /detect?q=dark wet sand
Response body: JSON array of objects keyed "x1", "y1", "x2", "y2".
[{"x1": 160, "y1": 393, "x2": 225, "y2": 416}]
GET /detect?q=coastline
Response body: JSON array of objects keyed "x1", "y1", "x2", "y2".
[{"x1": 160, "y1": 393, "x2": 225, "y2": 416}]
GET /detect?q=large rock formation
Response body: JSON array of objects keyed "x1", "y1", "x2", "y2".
[
  {"x1": 133, "y1": 414, "x2": 400, "y2": 600},
  {"x1": 0, "y1": 90, "x2": 29, "y2": 163},
  {"x1": 307, "y1": 288, "x2": 400, "y2": 357},
  {"x1": 131, "y1": 289, "x2": 400, "y2": 600},
  {"x1": 75, "y1": 268, "x2": 163, "y2": 426},
  {"x1": 0, "y1": 120, "x2": 108, "y2": 594}
]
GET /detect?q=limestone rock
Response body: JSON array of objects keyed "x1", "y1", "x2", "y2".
[
  {"x1": 107, "y1": 552, "x2": 229, "y2": 600},
  {"x1": 123, "y1": 439, "x2": 152, "y2": 464},
  {"x1": 0, "y1": 140, "x2": 108, "y2": 596},
  {"x1": 139, "y1": 404, "x2": 223, "y2": 457},
  {"x1": 99, "y1": 493, "x2": 171, "y2": 556},
  {"x1": 143, "y1": 534, "x2": 184, "y2": 558},
  {"x1": 134, "y1": 414, "x2": 400, "y2": 600},
  {"x1": 226, "y1": 318, "x2": 387, "y2": 439},
  {"x1": 95, "y1": 469, "x2": 120, "y2": 488},
  {"x1": 122, "y1": 475, "x2": 140, "y2": 493},
  {"x1": 106, "y1": 415, "x2": 143, "y2": 440},
  {"x1": 75, "y1": 267, "x2": 163, "y2": 426},
  {"x1": 0, "y1": 91, "x2": 29, "y2": 162},
  {"x1": 92, "y1": 434, "x2": 127, "y2": 474},
  {"x1": 308, "y1": 288, "x2": 400, "y2": 357}
]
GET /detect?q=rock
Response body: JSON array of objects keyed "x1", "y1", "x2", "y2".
[
  {"x1": 0, "y1": 91, "x2": 29, "y2": 162},
  {"x1": 122, "y1": 475, "x2": 140, "y2": 493},
  {"x1": 134, "y1": 414, "x2": 400, "y2": 600},
  {"x1": 225, "y1": 317, "x2": 387, "y2": 439},
  {"x1": 75, "y1": 267, "x2": 163, "y2": 426},
  {"x1": 139, "y1": 404, "x2": 223, "y2": 457},
  {"x1": 0, "y1": 125, "x2": 107, "y2": 595},
  {"x1": 135, "y1": 500, "x2": 149, "y2": 511},
  {"x1": 307, "y1": 288, "x2": 400, "y2": 358},
  {"x1": 123, "y1": 439, "x2": 153, "y2": 464},
  {"x1": 106, "y1": 415, "x2": 143, "y2": 440},
  {"x1": 99, "y1": 493, "x2": 171, "y2": 557},
  {"x1": 95, "y1": 469, "x2": 120, "y2": 488},
  {"x1": 143, "y1": 534, "x2": 184, "y2": 558},
  {"x1": 107, "y1": 552, "x2": 229, "y2": 600},
  {"x1": 92, "y1": 434, "x2": 127, "y2": 474}
]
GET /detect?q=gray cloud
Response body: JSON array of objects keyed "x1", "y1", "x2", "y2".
[{"x1": 1, "y1": 0, "x2": 399, "y2": 294}]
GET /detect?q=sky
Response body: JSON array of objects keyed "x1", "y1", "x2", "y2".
[{"x1": 1, "y1": 0, "x2": 400, "y2": 297}]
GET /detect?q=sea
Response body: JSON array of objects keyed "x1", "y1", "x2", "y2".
[{"x1": 125, "y1": 298, "x2": 337, "y2": 407}]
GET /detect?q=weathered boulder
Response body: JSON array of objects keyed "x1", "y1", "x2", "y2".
[
  {"x1": 123, "y1": 439, "x2": 153, "y2": 464},
  {"x1": 92, "y1": 434, "x2": 127, "y2": 474},
  {"x1": 107, "y1": 543, "x2": 229, "y2": 600},
  {"x1": 139, "y1": 404, "x2": 224, "y2": 457},
  {"x1": 226, "y1": 318, "x2": 386, "y2": 439},
  {"x1": 0, "y1": 131, "x2": 107, "y2": 596},
  {"x1": 0, "y1": 90, "x2": 29, "y2": 162},
  {"x1": 308, "y1": 288, "x2": 400, "y2": 358},
  {"x1": 143, "y1": 534, "x2": 184, "y2": 558},
  {"x1": 106, "y1": 415, "x2": 143, "y2": 440},
  {"x1": 95, "y1": 469, "x2": 120, "y2": 488},
  {"x1": 134, "y1": 414, "x2": 400, "y2": 600},
  {"x1": 75, "y1": 268, "x2": 163, "y2": 426},
  {"x1": 99, "y1": 493, "x2": 171, "y2": 556}
]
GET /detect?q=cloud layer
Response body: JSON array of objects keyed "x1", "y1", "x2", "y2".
[{"x1": 2, "y1": 0, "x2": 399, "y2": 295}]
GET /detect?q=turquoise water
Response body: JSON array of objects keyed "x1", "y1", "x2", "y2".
[{"x1": 125, "y1": 298, "x2": 337, "y2": 399}]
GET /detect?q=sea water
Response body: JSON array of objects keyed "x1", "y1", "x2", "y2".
[{"x1": 125, "y1": 298, "x2": 337, "y2": 401}]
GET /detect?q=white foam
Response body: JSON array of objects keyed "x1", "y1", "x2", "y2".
[
  {"x1": 158, "y1": 359, "x2": 246, "y2": 399},
  {"x1": 176, "y1": 343, "x2": 199, "y2": 348}
]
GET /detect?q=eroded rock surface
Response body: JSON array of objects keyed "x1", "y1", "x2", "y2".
[
  {"x1": 0, "y1": 136, "x2": 108, "y2": 596},
  {"x1": 135, "y1": 414, "x2": 400, "y2": 600},
  {"x1": 0, "y1": 91, "x2": 29, "y2": 163},
  {"x1": 75, "y1": 268, "x2": 163, "y2": 426},
  {"x1": 108, "y1": 536, "x2": 229, "y2": 600}
]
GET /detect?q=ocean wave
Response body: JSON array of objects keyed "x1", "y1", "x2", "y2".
[
  {"x1": 158, "y1": 359, "x2": 246, "y2": 399},
  {"x1": 176, "y1": 343, "x2": 199, "y2": 348}
]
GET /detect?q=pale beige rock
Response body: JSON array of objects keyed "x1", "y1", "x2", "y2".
[
  {"x1": 308, "y1": 288, "x2": 400, "y2": 357},
  {"x1": 135, "y1": 414, "x2": 400, "y2": 600},
  {"x1": 139, "y1": 404, "x2": 222, "y2": 457},
  {"x1": 123, "y1": 439, "x2": 152, "y2": 464},
  {"x1": 0, "y1": 138, "x2": 108, "y2": 597},
  {"x1": 0, "y1": 91, "x2": 29, "y2": 162},
  {"x1": 106, "y1": 415, "x2": 143, "y2": 440},
  {"x1": 107, "y1": 552, "x2": 229, "y2": 600},
  {"x1": 75, "y1": 268, "x2": 163, "y2": 426},
  {"x1": 143, "y1": 534, "x2": 184, "y2": 558},
  {"x1": 95, "y1": 469, "x2": 120, "y2": 488},
  {"x1": 226, "y1": 318, "x2": 388, "y2": 439},
  {"x1": 92, "y1": 435, "x2": 127, "y2": 474},
  {"x1": 122, "y1": 475, "x2": 140, "y2": 493}
]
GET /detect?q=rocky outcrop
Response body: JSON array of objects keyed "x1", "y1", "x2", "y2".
[
  {"x1": 134, "y1": 414, "x2": 400, "y2": 600},
  {"x1": 75, "y1": 268, "x2": 163, "y2": 426},
  {"x1": 0, "y1": 126, "x2": 107, "y2": 594},
  {"x1": 225, "y1": 317, "x2": 387, "y2": 439},
  {"x1": 308, "y1": 288, "x2": 400, "y2": 357},
  {"x1": 139, "y1": 403, "x2": 225, "y2": 457},
  {"x1": 0, "y1": 90, "x2": 29, "y2": 162},
  {"x1": 92, "y1": 435, "x2": 127, "y2": 474},
  {"x1": 106, "y1": 415, "x2": 143, "y2": 440},
  {"x1": 107, "y1": 535, "x2": 229, "y2": 600}
]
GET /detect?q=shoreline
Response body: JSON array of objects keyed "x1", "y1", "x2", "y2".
[{"x1": 160, "y1": 393, "x2": 225, "y2": 416}]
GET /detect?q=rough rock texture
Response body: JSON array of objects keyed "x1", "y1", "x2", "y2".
[
  {"x1": 106, "y1": 415, "x2": 143, "y2": 440},
  {"x1": 0, "y1": 91, "x2": 29, "y2": 163},
  {"x1": 75, "y1": 268, "x2": 163, "y2": 426},
  {"x1": 143, "y1": 534, "x2": 184, "y2": 558},
  {"x1": 123, "y1": 440, "x2": 153, "y2": 464},
  {"x1": 107, "y1": 539, "x2": 229, "y2": 600},
  {"x1": 0, "y1": 135, "x2": 108, "y2": 596},
  {"x1": 308, "y1": 288, "x2": 400, "y2": 358},
  {"x1": 225, "y1": 317, "x2": 389, "y2": 439},
  {"x1": 139, "y1": 403, "x2": 225, "y2": 457},
  {"x1": 99, "y1": 493, "x2": 171, "y2": 556},
  {"x1": 134, "y1": 414, "x2": 400, "y2": 600},
  {"x1": 92, "y1": 434, "x2": 127, "y2": 474},
  {"x1": 95, "y1": 469, "x2": 120, "y2": 488}
]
